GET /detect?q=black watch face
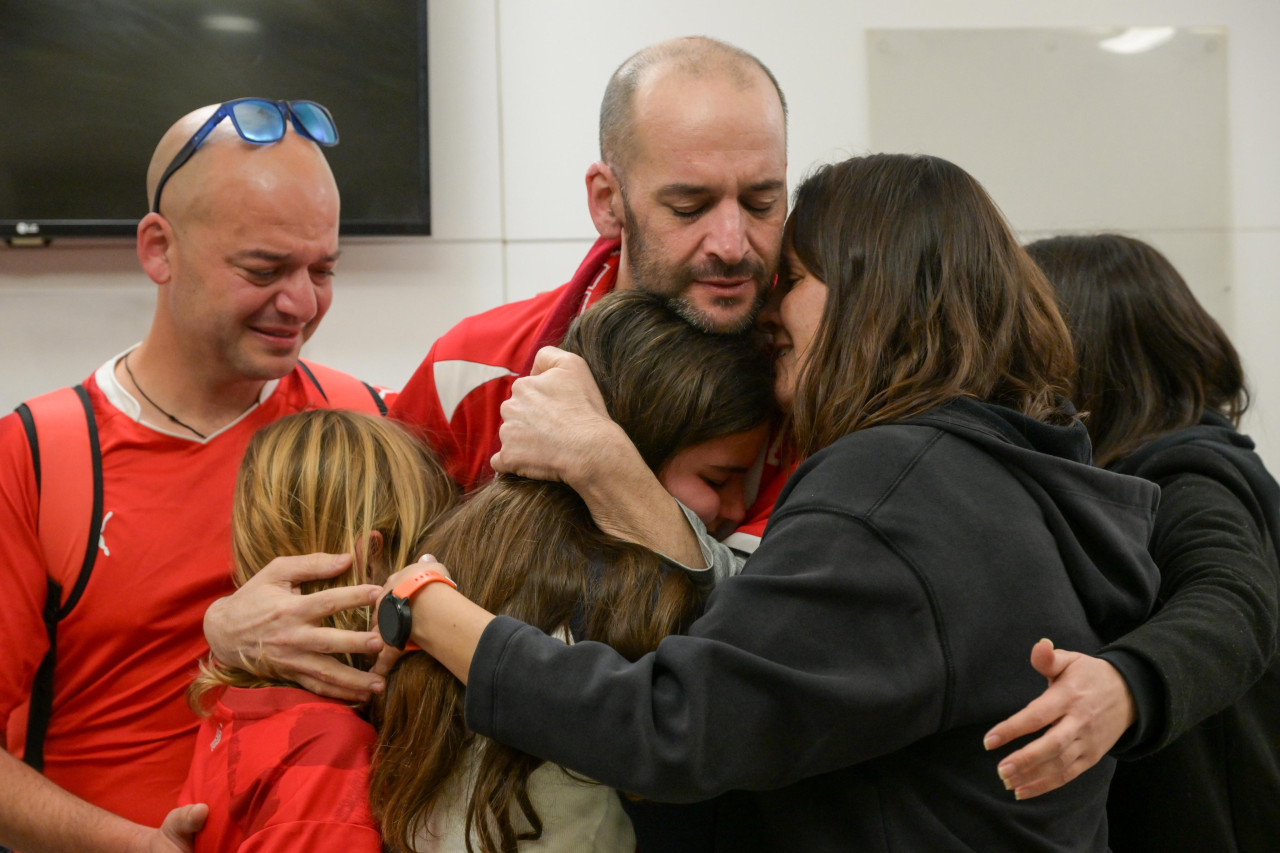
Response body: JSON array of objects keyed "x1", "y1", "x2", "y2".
[{"x1": 377, "y1": 593, "x2": 411, "y2": 649}]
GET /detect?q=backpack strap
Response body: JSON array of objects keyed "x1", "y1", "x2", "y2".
[
  {"x1": 13, "y1": 385, "x2": 102, "y2": 771},
  {"x1": 297, "y1": 360, "x2": 387, "y2": 416}
]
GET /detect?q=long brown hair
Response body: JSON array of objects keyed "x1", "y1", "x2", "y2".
[
  {"x1": 370, "y1": 290, "x2": 775, "y2": 853},
  {"x1": 1026, "y1": 233, "x2": 1248, "y2": 466},
  {"x1": 784, "y1": 154, "x2": 1076, "y2": 456},
  {"x1": 189, "y1": 409, "x2": 455, "y2": 709}
]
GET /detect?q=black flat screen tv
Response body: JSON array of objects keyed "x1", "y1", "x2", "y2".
[{"x1": 0, "y1": 0, "x2": 430, "y2": 241}]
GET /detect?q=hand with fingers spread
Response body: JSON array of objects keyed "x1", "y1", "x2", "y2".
[
  {"x1": 984, "y1": 638, "x2": 1136, "y2": 799},
  {"x1": 203, "y1": 552, "x2": 386, "y2": 701}
]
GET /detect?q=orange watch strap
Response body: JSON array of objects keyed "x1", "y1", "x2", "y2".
[
  {"x1": 391, "y1": 568, "x2": 457, "y2": 600},
  {"x1": 391, "y1": 569, "x2": 456, "y2": 653}
]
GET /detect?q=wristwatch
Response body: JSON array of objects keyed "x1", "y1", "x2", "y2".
[{"x1": 377, "y1": 568, "x2": 457, "y2": 650}]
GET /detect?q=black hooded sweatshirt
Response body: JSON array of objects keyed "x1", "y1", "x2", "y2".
[
  {"x1": 465, "y1": 399, "x2": 1161, "y2": 851},
  {"x1": 1100, "y1": 412, "x2": 1280, "y2": 853}
]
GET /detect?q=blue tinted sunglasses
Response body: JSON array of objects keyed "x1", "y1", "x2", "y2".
[{"x1": 150, "y1": 98, "x2": 339, "y2": 214}]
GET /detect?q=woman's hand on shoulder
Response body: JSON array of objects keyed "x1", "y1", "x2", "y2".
[{"x1": 983, "y1": 639, "x2": 1135, "y2": 799}]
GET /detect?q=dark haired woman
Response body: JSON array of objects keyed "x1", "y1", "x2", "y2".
[
  {"x1": 989, "y1": 234, "x2": 1280, "y2": 852},
  {"x1": 381, "y1": 155, "x2": 1161, "y2": 850}
]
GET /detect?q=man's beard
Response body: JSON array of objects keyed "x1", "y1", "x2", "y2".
[{"x1": 623, "y1": 197, "x2": 770, "y2": 334}]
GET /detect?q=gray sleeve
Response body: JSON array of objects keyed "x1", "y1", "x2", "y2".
[{"x1": 668, "y1": 500, "x2": 745, "y2": 591}]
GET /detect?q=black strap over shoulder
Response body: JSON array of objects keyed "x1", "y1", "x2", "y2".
[
  {"x1": 14, "y1": 384, "x2": 103, "y2": 771},
  {"x1": 297, "y1": 360, "x2": 388, "y2": 416}
]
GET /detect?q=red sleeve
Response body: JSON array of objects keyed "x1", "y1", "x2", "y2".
[
  {"x1": 0, "y1": 411, "x2": 54, "y2": 745},
  {"x1": 388, "y1": 279, "x2": 588, "y2": 494},
  {"x1": 239, "y1": 822, "x2": 382, "y2": 853},
  {"x1": 390, "y1": 339, "x2": 518, "y2": 493},
  {"x1": 390, "y1": 338, "x2": 465, "y2": 478}
]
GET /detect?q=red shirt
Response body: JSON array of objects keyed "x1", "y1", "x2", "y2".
[
  {"x1": 179, "y1": 686, "x2": 381, "y2": 852},
  {"x1": 0, "y1": 363, "x2": 375, "y2": 826}
]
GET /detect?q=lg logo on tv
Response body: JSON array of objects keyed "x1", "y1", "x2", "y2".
[{"x1": 15, "y1": 222, "x2": 41, "y2": 235}]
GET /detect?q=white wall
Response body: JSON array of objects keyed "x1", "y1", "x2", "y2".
[{"x1": 3, "y1": 0, "x2": 1278, "y2": 460}]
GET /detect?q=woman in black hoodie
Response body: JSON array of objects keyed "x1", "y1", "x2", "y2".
[
  {"x1": 993, "y1": 234, "x2": 1280, "y2": 851},
  {"x1": 377, "y1": 156, "x2": 1161, "y2": 851}
]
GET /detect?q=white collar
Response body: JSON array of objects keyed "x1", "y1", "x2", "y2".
[{"x1": 95, "y1": 345, "x2": 280, "y2": 443}]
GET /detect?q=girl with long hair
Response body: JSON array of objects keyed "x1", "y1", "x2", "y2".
[
  {"x1": 179, "y1": 409, "x2": 456, "y2": 850},
  {"x1": 993, "y1": 234, "x2": 1280, "y2": 851},
  {"x1": 371, "y1": 289, "x2": 776, "y2": 852},
  {"x1": 373, "y1": 155, "x2": 1163, "y2": 850}
]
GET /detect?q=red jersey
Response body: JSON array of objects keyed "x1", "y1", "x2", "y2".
[
  {"x1": 179, "y1": 686, "x2": 381, "y2": 852},
  {"x1": 0, "y1": 359, "x2": 378, "y2": 826},
  {"x1": 390, "y1": 237, "x2": 790, "y2": 554}
]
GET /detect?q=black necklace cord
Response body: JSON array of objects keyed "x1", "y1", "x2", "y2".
[{"x1": 121, "y1": 353, "x2": 208, "y2": 440}]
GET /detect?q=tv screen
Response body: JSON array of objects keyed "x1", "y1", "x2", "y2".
[{"x1": 0, "y1": 0, "x2": 429, "y2": 240}]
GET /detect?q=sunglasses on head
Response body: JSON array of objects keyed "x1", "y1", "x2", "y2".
[{"x1": 150, "y1": 98, "x2": 339, "y2": 215}]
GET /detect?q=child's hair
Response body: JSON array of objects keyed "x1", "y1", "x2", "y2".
[
  {"x1": 370, "y1": 290, "x2": 775, "y2": 853},
  {"x1": 188, "y1": 409, "x2": 456, "y2": 710}
]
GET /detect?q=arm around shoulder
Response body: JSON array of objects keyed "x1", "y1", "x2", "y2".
[
  {"x1": 986, "y1": 455, "x2": 1280, "y2": 797},
  {"x1": 1101, "y1": 462, "x2": 1279, "y2": 752},
  {"x1": 0, "y1": 750, "x2": 201, "y2": 853},
  {"x1": 463, "y1": 493, "x2": 949, "y2": 802}
]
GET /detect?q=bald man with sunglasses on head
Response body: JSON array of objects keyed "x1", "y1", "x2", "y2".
[{"x1": 0, "y1": 101, "x2": 384, "y2": 852}]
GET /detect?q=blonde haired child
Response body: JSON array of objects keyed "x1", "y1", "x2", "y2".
[{"x1": 180, "y1": 410, "x2": 455, "y2": 851}]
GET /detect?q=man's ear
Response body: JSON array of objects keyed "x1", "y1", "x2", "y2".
[
  {"x1": 136, "y1": 212, "x2": 175, "y2": 286},
  {"x1": 586, "y1": 161, "x2": 624, "y2": 240}
]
